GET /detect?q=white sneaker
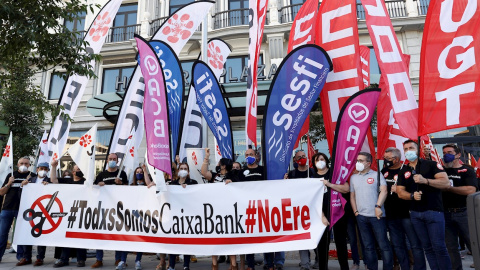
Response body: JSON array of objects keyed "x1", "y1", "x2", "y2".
[
  {"x1": 135, "y1": 261, "x2": 142, "y2": 270},
  {"x1": 116, "y1": 261, "x2": 126, "y2": 270}
]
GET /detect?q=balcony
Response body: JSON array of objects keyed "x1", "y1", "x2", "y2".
[
  {"x1": 150, "y1": 16, "x2": 168, "y2": 36},
  {"x1": 212, "y1": 8, "x2": 269, "y2": 30},
  {"x1": 357, "y1": 0, "x2": 407, "y2": 19},
  {"x1": 106, "y1": 24, "x2": 141, "y2": 43},
  {"x1": 417, "y1": 0, "x2": 429, "y2": 15}
]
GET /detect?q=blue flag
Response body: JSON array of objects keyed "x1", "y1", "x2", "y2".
[
  {"x1": 192, "y1": 61, "x2": 234, "y2": 160},
  {"x1": 263, "y1": 44, "x2": 332, "y2": 180},
  {"x1": 148, "y1": 40, "x2": 184, "y2": 156}
]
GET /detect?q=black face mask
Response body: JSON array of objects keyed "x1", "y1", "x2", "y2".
[
  {"x1": 384, "y1": 160, "x2": 394, "y2": 168},
  {"x1": 75, "y1": 171, "x2": 84, "y2": 178},
  {"x1": 215, "y1": 166, "x2": 221, "y2": 173}
]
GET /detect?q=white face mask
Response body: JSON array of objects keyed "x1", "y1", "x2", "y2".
[
  {"x1": 316, "y1": 160, "x2": 326, "y2": 170},
  {"x1": 178, "y1": 170, "x2": 188, "y2": 178},
  {"x1": 19, "y1": 165, "x2": 28, "y2": 173},
  {"x1": 355, "y1": 162, "x2": 365, "y2": 172},
  {"x1": 64, "y1": 176, "x2": 72, "y2": 178},
  {"x1": 38, "y1": 170, "x2": 47, "y2": 178}
]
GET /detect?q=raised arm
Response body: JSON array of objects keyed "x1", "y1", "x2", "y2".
[
  {"x1": 50, "y1": 160, "x2": 59, "y2": 184},
  {"x1": 201, "y1": 148, "x2": 213, "y2": 181}
]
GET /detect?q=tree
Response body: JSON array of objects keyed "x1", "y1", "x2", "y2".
[{"x1": 0, "y1": 0, "x2": 101, "y2": 160}]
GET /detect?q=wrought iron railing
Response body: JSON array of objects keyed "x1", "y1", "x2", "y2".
[
  {"x1": 357, "y1": 0, "x2": 407, "y2": 19},
  {"x1": 149, "y1": 16, "x2": 168, "y2": 36},
  {"x1": 279, "y1": 3, "x2": 303, "y2": 23},
  {"x1": 417, "y1": 0, "x2": 429, "y2": 15},
  {"x1": 212, "y1": 8, "x2": 269, "y2": 29},
  {"x1": 106, "y1": 24, "x2": 141, "y2": 43}
]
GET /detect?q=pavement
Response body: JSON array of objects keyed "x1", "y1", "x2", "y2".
[{"x1": 0, "y1": 245, "x2": 475, "y2": 270}]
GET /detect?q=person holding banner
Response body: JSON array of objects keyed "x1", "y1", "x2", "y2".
[
  {"x1": 310, "y1": 152, "x2": 349, "y2": 270},
  {"x1": 381, "y1": 148, "x2": 425, "y2": 270},
  {"x1": 49, "y1": 160, "x2": 87, "y2": 267},
  {"x1": 396, "y1": 140, "x2": 451, "y2": 270},
  {"x1": 168, "y1": 163, "x2": 197, "y2": 270},
  {"x1": 350, "y1": 152, "x2": 392, "y2": 270},
  {"x1": 91, "y1": 153, "x2": 128, "y2": 269},
  {"x1": 18, "y1": 162, "x2": 51, "y2": 267},
  {"x1": 0, "y1": 157, "x2": 36, "y2": 264}
]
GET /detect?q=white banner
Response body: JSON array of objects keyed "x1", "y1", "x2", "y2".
[
  {"x1": 186, "y1": 148, "x2": 207, "y2": 184},
  {"x1": 108, "y1": 1, "x2": 214, "y2": 167},
  {"x1": 48, "y1": 0, "x2": 122, "y2": 157},
  {"x1": 14, "y1": 179, "x2": 325, "y2": 255}
]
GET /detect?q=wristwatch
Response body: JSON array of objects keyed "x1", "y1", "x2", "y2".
[{"x1": 375, "y1": 204, "x2": 381, "y2": 209}]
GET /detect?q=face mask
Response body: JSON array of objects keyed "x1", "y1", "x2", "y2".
[
  {"x1": 246, "y1": 156, "x2": 256, "y2": 165},
  {"x1": 38, "y1": 170, "x2": 47, "y2": 178},
  {"x1": 178, "y1": 170, "x2": 188, "y2": 178},
  {"x1": 75, "y1": 171, "x2": 84, "y2": 178},
  {"x1": 64, "y1": 176, "x2": 72, "y2": 178},
  {"x1": 136, "y1": 173, "x2": 144, "y2": 180},
  {"x1": 108, "y1": 160, "x2": 117, "y2": 168},
  {"x1": 215, "y1": 166, "x2": 221, "y2": 173},
  {"x1": 19, "y1": 165, "x2": 28, "y2": 173},
  {"x1": 384, "y1": 160, "x2": 394, "y2": 168},
  {"x1": 405, "y1": 150, "x2": 418, "y2": 162},
  {"x1": 443, "y1": 153, "x2": 455, "y2": 163},
  {"x1": 356, "y1": 162, "x2": 365, "y2": 172},
  {"x1": 297, "y1": 158, "x2": 307, "y2": 166},
  {"x1": 316, "y1": 160, "x2": 326, "y2": 170}
]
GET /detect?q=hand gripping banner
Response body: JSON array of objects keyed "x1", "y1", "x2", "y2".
[
  {"x1": 135, "y1": 35, "x2": 171, "y2": 176},
  {"x1": 263, "y1": 44, "x2": 332, "y2": 181},
  {"x1": 360, "y1": 0, "x2": 418, "y2": 139},
  {"x1": 107, "y1": 1, "x2": 214, "y2": 167},
  {"x1": 48, "y1": 0, "x2": 122, "y2": 157},
  {"x1": 330, "y1": 88, "x2": 380, "y2": 226},
  {"x1": 191, "y1": 61, "x2": 234, "y2": 160},
  {"x1": 419, "y1": 0, "x2": 480, "y2": 135},
  {"x1": 147, "y1": 40, "x2": 184, "y2": 157}
]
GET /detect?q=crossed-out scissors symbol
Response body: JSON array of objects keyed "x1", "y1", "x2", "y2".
[{"x1": 23, "y1": 191, "x2": 62, "y2": 238}]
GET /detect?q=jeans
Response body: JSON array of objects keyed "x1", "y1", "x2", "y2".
[
  {"x1": 115, "y1": 251, "x2": 128, "y2": 262},
  {"x1": 96, "y1": 250, "x2": 103, "y2": 261},
  {"x1": 274, "y1": 252, "x2": 284, "y2": 265},
  {"x1": 22, "y1": 245, "x2": 46, "y2": 260},
  {"x1": 410, "y1": 210, "x2": 451, "y2": 270},
  {"x1": 169, "y1": 254, "x2": 190, "y2": 268},
  {"x1": 387, "y1": 218, "x2": 426, "y2": 270},
  {"x1": 356, "y1": 215, "x2": 393, "y2": 270},
  {"x1": 246, "y1": 254, "x2": 255, "y2": 269},
  {"x1": 299, "y1": 250, "x2": 310, "y2": 268},
  {"x1": 444, "y1": 210, "x2": 471, "y2": 270},
  {"x1": 0, "y1": 209, "x2": 18, "y2": 260},
  {"x1": 60, "y1": 248, "x2": 87, "y2": 263},
  {"x1": 264, "y1": 252, "x2": 283, "y2": 268}
]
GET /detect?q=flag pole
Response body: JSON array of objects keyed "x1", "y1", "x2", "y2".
[{"x1": 201, "y1": 12, "x2": 208, "y2": 149}]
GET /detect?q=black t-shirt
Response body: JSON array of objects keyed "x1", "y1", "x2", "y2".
[
  {"x1": 397, "y1": 159, "x2": 445, "y2": 212},
  {"x1": 237, "y1": 166, "x2": 265, "y2": 182},
  {"x1": 1, "y1": 171, "x2": 37, "y2": 211},
  {"x1": 287, "y1": 168, "x2": 315, "y2": 179},
  {"x1": 443, "y1": 165, "x2": 478, "y2": 209},
  {"x1": 169, "y1": 178, "x2": 198, "y2": 185},
  {"x1": 58, "y1": 177, "x2": 86, "y2": 185},
  {"x1": 312, "y1": 170, "x2": 332, "y2": 216},
  {"x1": 381, "y1": 167, "x2": 410, "y2": 219},
  {"x1": 94, "y1": 169, "x2": 128, "y2": 185}
]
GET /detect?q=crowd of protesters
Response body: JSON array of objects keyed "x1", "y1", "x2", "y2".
[{"x1": 0, "y1": 139, "x2": 478, "y2": 270}]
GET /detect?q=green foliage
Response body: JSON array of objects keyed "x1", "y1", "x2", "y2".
[{"x1": 0, "y1": 0, "x2": 101, "y2": 161}]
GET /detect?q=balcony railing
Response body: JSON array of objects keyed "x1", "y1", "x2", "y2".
[
  {"x1": 357, "y1": 0, "x2": 407, "y2": 19},
  {"x1": 150, "y1": 16, "x2": 168, "y2": 36},
  {"x1": 279, "y1": 3, "x2": 303, "y2": 24},
  {"x1": 106, "y1": 24, "x2": 141, "y2": 43},
  {"x1": 212, "y1": 8, "x2": 269, "y2": 29},
  {"x1": 417, "y1": 0, "x2": 429, "y2": 15}
]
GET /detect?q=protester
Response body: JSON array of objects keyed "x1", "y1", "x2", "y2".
[
  {"x1": 168, "y1": 163, "x2": 197, "y2": 270},
  {"x1": 309, "y1": 152, "x2": 349, "y2": 270},
  {"x1": 396, "y1": 140, "x2": 451, "y2": 270},
  {"x1": 442, "y1": 144, "x2": 477, "y2": 270},
  {"x1": 17, "y1": 162, "x2": 50, "y2": 266},
  {"x1": 0, "y1": 157, "x2": 36, "y2": 264},
  {"x1": 200, "y1": 148, "x2": 238, "y2": 270},
  {"x1": 50, "y1": 161, "x2": 87, "y2": 267},
  {"x1": 91, "y1": 153, "x2": 128, "y2": 269},
  {"x1": 382, "y1": 147, "x2": 425, "y2": 270},
  {"x1": 423, "y1": 145, "x2": 433, "y2": 160},
  {"x1": 350, "y1": 152, "x2": 392, "y2": 270}
]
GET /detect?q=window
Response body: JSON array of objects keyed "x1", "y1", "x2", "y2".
[
  {"x1": 181, "y1": 60, "x2": 195, "y2": 90},
  {"x1": 102, "y1": 67, "x2": 135, "y2": 93},
  {"x1": 49, "y1": 72, "x2": 66, "y2": 100},
  {"x1": 370, "y1": 48, "x2": 381, "y2": 84},
  {"x1": 111, "y1": 4, "x2": 138, "y2": 42},
  {"x1": 228, "y1": 0, "x2": 249, "y2": 26},
  {"x1": 170, "y1": 0, "x2": 195, "y2": 14},
  {"x1": 65, "y1": 11, "x2": 86, "y2": 41},
  {"x1": 223, "y1": 55, "x2": 264, "y2": 84}
]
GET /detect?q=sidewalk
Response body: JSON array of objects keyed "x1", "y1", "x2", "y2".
[{"x1": 0, "y1": 245, "x2": 475, "y2": 270}]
